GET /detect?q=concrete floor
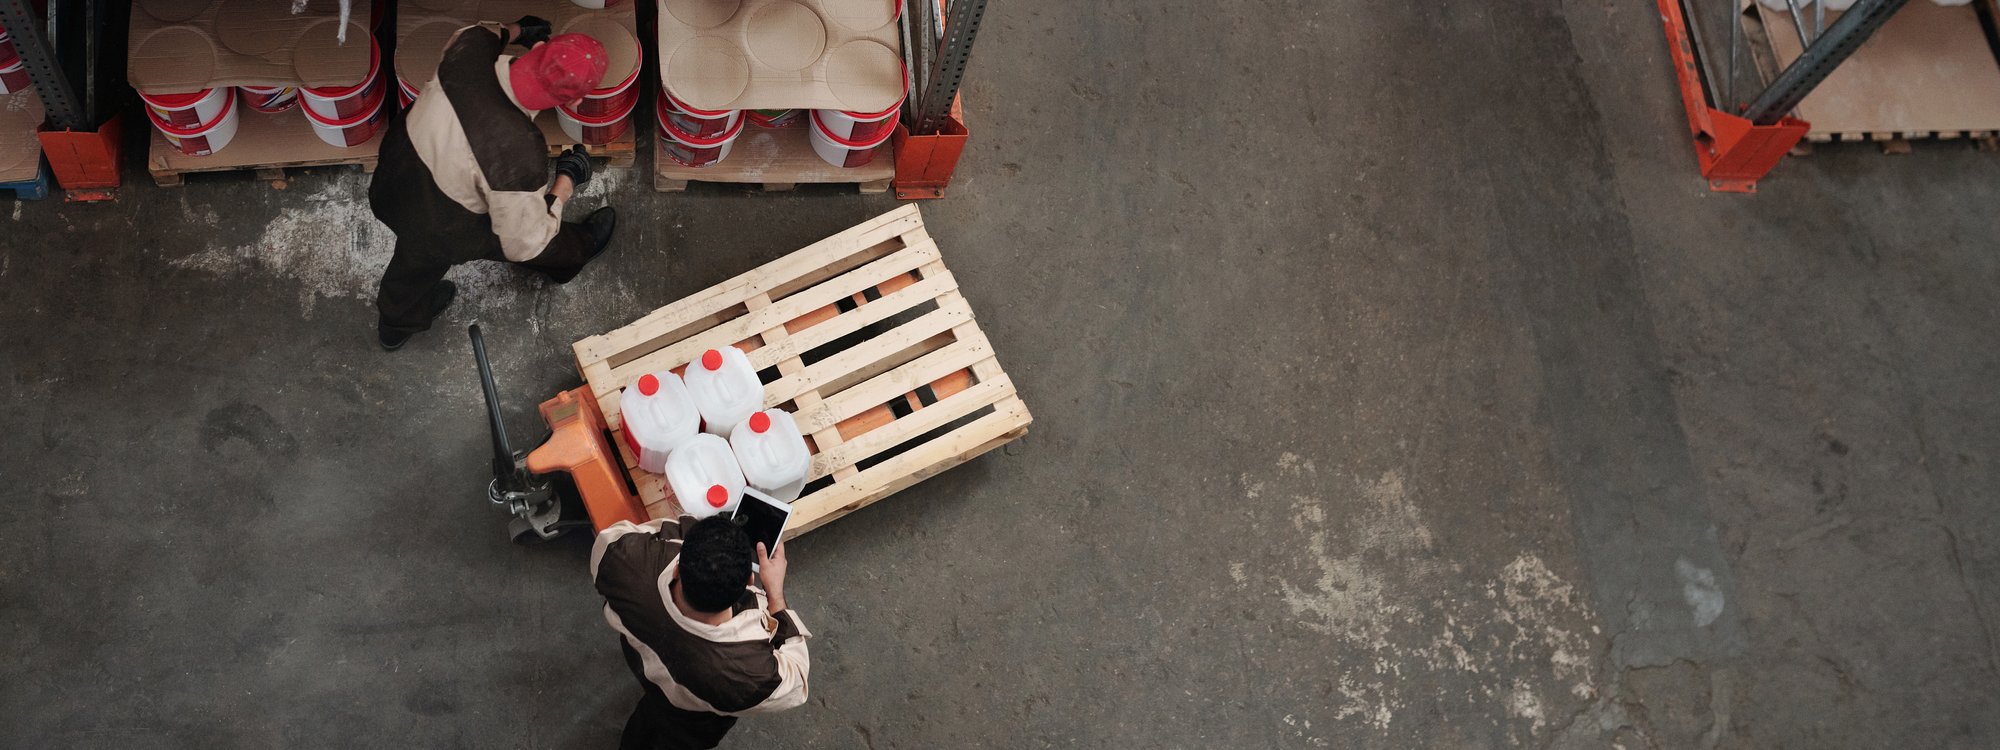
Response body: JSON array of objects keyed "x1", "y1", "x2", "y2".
[{"x1": 6, "y1": 1, "x2": 2000, "y2": 747}]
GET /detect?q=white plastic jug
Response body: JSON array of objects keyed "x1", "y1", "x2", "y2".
[
  {"x1": 619, "y1": 371, "x2": 701, "y2": 473},
  {"x1": 665, "y1": 433, "x2": 746, "y2": 519},
  {"x1": 683, "y1": 346, "x2": 763, "y2": 438},
  {"x1": 730, "y1": 409, "x2": 812, "y2": 502}
]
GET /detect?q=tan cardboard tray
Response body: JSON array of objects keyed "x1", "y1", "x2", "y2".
[
  {"x1": 129, "y1": 0, "x2": 375, "y2": 95},
  {"x1": 0, "y1": 90, "x2": 44, "y2": 184},
  {"x1": 656, "y1": 0, "x2": 904, "y2": 112},
  {"x1": 395, "y1": 0, "x2": 640, "y2": 92}
]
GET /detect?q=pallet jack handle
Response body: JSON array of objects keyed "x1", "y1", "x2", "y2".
[{"x1": 469, "y1": 324, "x2": 529, "y2": 489}]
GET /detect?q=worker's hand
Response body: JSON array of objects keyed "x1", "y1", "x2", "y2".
[
  {"x1": 756, "y1": 542, "x2": 788, "y2": 602},
  {"x1": 551, "y1": 174, "x2": 575, "y2": 203},
  {"x1": 554, "y1": 146, "x2": 592, "y2": 187},
  {"x1": 512, "y1": 15, "x2": 553, "y2": 47}
]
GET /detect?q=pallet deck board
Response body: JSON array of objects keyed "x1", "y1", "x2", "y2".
[
  {"x1": 572, "y1": 205, "x2": 1030, "y2": 537},
  {"x1": 147, "y1": 106, "x2": 380, "y2": 185},
  {"x1": 654, "y1": 122, "x2": 893, "y2": 193}
]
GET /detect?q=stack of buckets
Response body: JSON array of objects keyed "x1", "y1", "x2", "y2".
[
  {"x1": 557, "y1": 58, "x2": 641, "y2": 146},
  {"x1": 656, "y1": 89, "x2": 745, "y2": 168},
  {"x1": 138, "y1": 36, "x2": 387, "y2": 157},
  {"x1": 655, "y1": 88, "x2": 905, "y2": 170},
  {"x1": 0, "y1": 22, "x2": 31, "y2": 94}
]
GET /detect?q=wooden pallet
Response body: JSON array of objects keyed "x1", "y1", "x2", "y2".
[
  {"x1": 571, "y1": 205, "x2": 1030, "y2": 538},
  {"x1": 655, "y1": 122, "x2": 893, "y2": 193},
  {"x1": 537, "y1": 110, "x2": 638, "y2": 168},
  {"x1": 147, "y1": 106, "x2": 380, "y2": 187}
]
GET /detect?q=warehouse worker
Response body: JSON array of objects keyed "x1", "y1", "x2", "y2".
[
  {"x1": 593, "y1": 516, "x2": 810, "y2": 749},
  {"x1": 368, "y1": 17, "x2": 617, "y2": 351}
]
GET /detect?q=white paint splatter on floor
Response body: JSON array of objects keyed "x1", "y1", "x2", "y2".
[
  {"x1": 1240, "y1": 453, "x2": 1601, "y2": 743},
  {"x1": 166, "y1": 173, "x2": 539, "y2": 316},
  {"x1": 1677, "y1": 558, "x2": 1725, "y2": 628}
]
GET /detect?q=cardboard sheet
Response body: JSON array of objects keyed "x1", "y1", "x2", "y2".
[
  {"x1": 0, "y1": 89, "x2": 44, "y2": 183},
  {"x1": 657, "y1": 0, "x2": 904, "y2": 112},
  {"x1": 1754, "y1": 1, "x2": 2000, "y2": 137},
  {"x1": 129, "y1": 0, "x2": 376, "y2": 95},
  {"x1": 394, "y1": 1, "x2": 641, "y2": 93}
]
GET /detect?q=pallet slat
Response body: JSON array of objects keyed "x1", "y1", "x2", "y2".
[{"x1": 575, "y1": 206, "x2": 1030, "y2": 537}]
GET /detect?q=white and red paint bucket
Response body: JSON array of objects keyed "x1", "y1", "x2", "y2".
[
  {"x1": 0, "y1": 58, "x2": 26, "y2": 95},
  {"x1": 558, "y1": 91, "x2": 637, "y2": 146},
  {"x1": 0, "y1": 25, "x2": 18, "y2": 68},
  {"x1": 139, "y1": 87, "x2": 230, "y2": 129},
  {"x1": 147, "y1": 87, "x2": 241, "y2": 156},
  {"x1": 573, "y1": 61, "x2": 640, "y2": 118},
  {"x1": 397, "y1": 77, "x2": 419, "y2": 109},
  {"x1": 811, "y1": 100, "x2": 899, "y2": 145},
  {"x1": 659, "y1": 87, "x2": 740, "y2": 139},
  {"x1": 657, "y1": 91, "x2": 743, "y2": 168},
  {"x1": 568, "y1": 0, "x2": 629, "y2": 8},
  {"x1": 238, "y1": 84, "x2": 299, "y2": 114},
  {"x1": 807, "y1": 108, "x2": 893, "y2": 168},
  {"x1": 301, "y1": 36, "x2": 383, "y2": 120},
  {"x1": 301, "y1": 79, "x2": 386, "y2": 148}
]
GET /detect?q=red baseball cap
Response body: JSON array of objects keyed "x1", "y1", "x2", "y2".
[{"x1": 508, "y1": 34, "x2": 609, "y2": 111}]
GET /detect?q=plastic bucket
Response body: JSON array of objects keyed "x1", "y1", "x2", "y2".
[
  {"x1": 397, "y1": 77, "x2": 418, "y2": 109},
  {"x1": 559, "y1": 93, "x2": 636, "y2": 146},
  {"x1": 0, "y1": 59, "x2": 25, "y2": 95},
  {"x1": 0, "y1": 28, "x2": 17, "y2": 68},
  {"x1": 301, "y1": 37, "x2": 382, "y2": 120},
  {"x1": 301, "y1": 81, "x2": 386, "y2": 148},
  {"x1": 147, "y1": 88, "x2": 240, "y2": 156},
  {"x1": 812, "y1": 101, "x2": 899, "y2": 144},
  {"x1": 574, "y1": 60, "x2": 641, "y2": 118},
  {"x1": 568, "y1": 0, "x2": 628, "y2": 8},
  {"x1": 746, "y1": 109, "x2": 801, "y2": 128},
  {"x1": 139, "y1": 87, "x2": 228, "y2": 129},
  {"x1": 660, "y1": 87, "x2": 740, "y2": 138},
  {"x1": 238, "y1": 84, "x2": 299, "y2": 114},
  {"x1": 808, "y1": 109, "x2": 892, "y2": 168},
  {"x1": 657, "y1": 92, "x2": 744, "y2": 168}
]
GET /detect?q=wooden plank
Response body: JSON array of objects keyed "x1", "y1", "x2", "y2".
[
  {"x1": 763, "y1": 298, "x2": 976, "y2": 406},
  {"x1": 573, "y1": 205, "x2": 923, "y2": 370},
  {"x1": 653, "y1": 123, "x2": 894, "y2": 191},
  {"x1": 743, "y1": 270, "x2": 958, "y2": 373},
  {"x1": 795, "y1": 331, "x2": 992, "y2": 433},
  {"x1": 784, "y1": 398, "x2": 1033, "y2": 538},
  {"x1": 148, "y1": 106, "x2": 381, "y2": 180},
  {"x1": 1753, "y1": 1, "x2": 2000, "y2": 140},
  {"x1": 600, "y1": 238, "x2": 943, "y2": 392},
  {"x1": 807, "y1": 373, "x2": 1016, "y2": 479}
]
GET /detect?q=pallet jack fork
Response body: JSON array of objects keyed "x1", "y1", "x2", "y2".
[{"x1": 470, "y1": 324, "x2": 641, "y2": 544}]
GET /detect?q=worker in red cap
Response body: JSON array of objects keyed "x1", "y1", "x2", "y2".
[{"x1": 367, "y1": 17, "x2": 618, "y2": 351}]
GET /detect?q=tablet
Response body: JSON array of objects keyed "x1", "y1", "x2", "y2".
[{"x1": 733, "y1": 488, "x2": 792, "y2": 570}]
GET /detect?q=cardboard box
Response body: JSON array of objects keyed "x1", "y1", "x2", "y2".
[
  {"x1": 395, "y1": 1, "x2": 641, "y2": 94},
  {"x1": 0, "y1": 89, "x2": 45, "y2": 183},
  {"x1": 128, "y1": 0, "x2": 376, "y2": 95},
  {"x1": 657, "y1": 0, "x2": 904, "y2": 112}
]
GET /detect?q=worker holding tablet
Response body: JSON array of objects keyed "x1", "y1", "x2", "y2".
[{"x1": 591, "y1": 513, "x2": 808, "y2": 749}]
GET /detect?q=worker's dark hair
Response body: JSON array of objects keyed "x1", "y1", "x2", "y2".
[{"x1": 678, "y1": 516, "x2": 753, "y2": 614}]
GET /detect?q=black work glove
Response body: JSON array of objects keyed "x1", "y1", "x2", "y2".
[
  {"x1": 513, "y1": 15, "x2": 553, "y2": 47},
  {"x1": 554, "y1": 146, "x2": 592, "y2": 187}
]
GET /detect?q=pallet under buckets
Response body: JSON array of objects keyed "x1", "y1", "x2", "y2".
[{"x1": 540, "y1": 205, "x2": 1033, "y2": 537}]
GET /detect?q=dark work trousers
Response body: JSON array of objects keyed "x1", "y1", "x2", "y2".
[
  {"x1": 621, "y1": 691, "x2": 737, "y2": 750},
  {"x1": 617, "y1": 643, "x2": 739, "y2": 749},
  {"x1": 368, "y1": 189, "x2": 598, "y2": 336}
]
